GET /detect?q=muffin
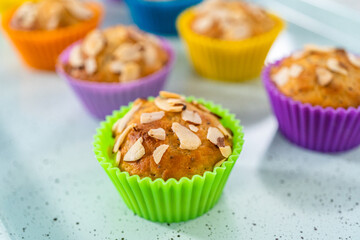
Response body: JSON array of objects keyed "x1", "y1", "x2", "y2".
[
  {"x1": 1, "y1": 0, "x2": 103, "y2": 70},
  {"x1": 94, "y1": 92, "x2": 244, "y2": 222},
  {"x1": 124, "y1": 0, "x2": 202, "y2": 35},
  {"x1": 263, "y1": 44, "x2": 360, "y2": 152},
  {"x1": 191, "y1": 0, "x2": 274, "y2": 40},
  {"x1": 57, "y1": 25, "x2": 175, "y2": 119},
  {"x1": 177, "y1": 0, "x2": 284, "y2": 81},
  {"x1": 10, "y1": 0, "x2": 93, "y2": 31},
  {"x1": 112, "y1": 91, "x2": 233, "y2": 180},
  {"x1": 63, "y1": 25, "x2": 168, "y2": 83},
  {"x1": 270, "y1": 45, "x2": 360, "y2": 109}
]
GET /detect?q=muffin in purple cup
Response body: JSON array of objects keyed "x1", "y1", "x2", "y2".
[
  {"x1": 262, "y1": 44, "x2": 360, "y2": 152},
  {"x1": 56, "y1": 25, "x2": 175, "y2": 119}
]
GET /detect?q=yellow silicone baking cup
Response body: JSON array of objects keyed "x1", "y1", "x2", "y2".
[
  {"x1": 1, "y1": 2, "x2": 103, "y2": 71},
  {"x1": 0, "y1": 0, "x2": 27, "y2": 14},
  {"x1": 177, "y1": 9, "x2": 285, "y2": 82}
]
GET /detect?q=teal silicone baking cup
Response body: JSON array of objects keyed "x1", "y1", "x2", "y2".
[{"x1": 93, "y1": 97, "x2": 244, "y2": 222}]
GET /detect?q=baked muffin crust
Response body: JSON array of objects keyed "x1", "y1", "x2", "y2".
[
  {"x1": 191, "y1": 0, "x2": 274, "y2": 40},
  {"x1": 111, "y1": 92, "x2": 233, "y2": 181},
  {"x1": 11, "y1": 0, "x2": 93, "y2": 31},
  {"x1": 271, "y1": 45, "x2": 360, "y2": 108},
  {"x1": 64, "y1": 25, "x2": 168, "y2": 83}
]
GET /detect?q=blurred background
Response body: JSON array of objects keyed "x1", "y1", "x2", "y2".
[{"x1": 1, "y1": 0, "x2": 360, "y2": 239}]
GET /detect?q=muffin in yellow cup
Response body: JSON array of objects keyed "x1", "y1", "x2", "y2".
[
  {"x1": 177, "y1": 0, "x2": 285, "y2": 82},
  {"x1": 1, "y1": 0, "x2": 103, "y2": 70}
]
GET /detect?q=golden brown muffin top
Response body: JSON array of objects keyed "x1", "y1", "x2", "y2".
[
  {"x1": 65, "y1": 25, "x2": 168, "y2": 83},
  {"x1": 191, "y1": 0, "x2": 274, "y2": 40},
  {"x1": 111, "y1": 91, "x2": 233, "y2": 181},
  {"x1": 11, "y1": 0, "x2": 93, "y2": 31},
  {"x1": 271, "y1": 45, "x2": 360, "y2": 109}
]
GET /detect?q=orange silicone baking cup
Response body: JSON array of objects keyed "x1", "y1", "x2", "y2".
[{"x1": 1, "y1": 2, "x2": 103, "y2": 71}]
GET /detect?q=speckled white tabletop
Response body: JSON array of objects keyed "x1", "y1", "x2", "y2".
[{"x1": 1, "y1": 0, "x2": 360, "y2": 239}]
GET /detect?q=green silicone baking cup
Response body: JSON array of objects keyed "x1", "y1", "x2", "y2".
[{"x1": 93, "y1": 97, "x2": 244, "y2": 223}]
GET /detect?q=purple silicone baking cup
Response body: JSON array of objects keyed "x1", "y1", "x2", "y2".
[
  {"x1": 262, "y1": 60, "x2": 360, "y2": 152},
  {"x1": 56, "y1": 39, "x2": 175, "y2": 120}
]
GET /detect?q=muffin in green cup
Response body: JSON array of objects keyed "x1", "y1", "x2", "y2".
[{"x1": 93, "y1": 91, "x2": 244, "y2": 222}]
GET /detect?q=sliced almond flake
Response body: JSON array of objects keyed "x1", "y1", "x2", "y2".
[
  {"x1": 289, "y1": 64, "x2": 303, "y2": 78},
  {"x1": 219, "y1": 146, "x2": 232, "y2": 158},
  {"x1": 109, "y1": 61, "x2": 124, "y2": 74},
  {"x1": 217, "y1": 124, "x2": 232, "y2": 139},
  {"x1": 13, "y1": 2, "x2": 37, "y2": 29},
  {"x1": 143, "y1": 44, "x2": 158, "y2": 66},
  {"x1": 103, "y1": 26, "x2": 128, "y2": 45},
  {"x1": 115, "y1": 151, "x2": 121, "y2": 166},
  {"x1": 214, "y1": 159, "x2": 226, "y2": 168},
  {"x1": 167, "y1": 98, "x2": 186, "y2": 105},
  {"x1": 153, "y1": 144, "x2": 169, "y2": 164},
  {"x1": 65, "y1": 0, "x2": 93, "y2": 20},
  {"x1": 113, "y1": 123, "x2": 136, "y2": 153},
  {"x1": 212, "y1": 8, "x2": 233, "y2": 20},
  {"x1": 223, "y1": 24, "x2": 251, "y2": 40},
  {"x1": 85, "y1": 58, "x2": 97, "y2": 75},
  {"x1": 272, "y1": 67, "x2": 289, "y2": 86},
  {"x1": 347, "y1": 53, "x2": 360, "y2": 68},
  {"x1": 181, "y1": 110, "x2": 202, "y2": 125},
  {"x1": 69, "y1": 45, "x2": 84, "y2": 68},
  {"x1": 128, "y1": 26, "x2": 146, "y2": 42},
  {"x1": 189, "y1": 124, "x2": 199, "y2": 132},
  {"x1": 159, "y1": 91, "x2": 183, "y2": 99},
  {"x1": 44, "y1": 1, "x2": 63, "y2": 29},
  {"x1": 112, "y1": 102, "x2": 143, "y2": 135},
  {"x1": 148, "y1": 128, "x2": 166, "y2": 141},
  {"x1": 326, "y1": 58, "x2": 348, "y2": 75},
  {"x1": 193, "y1": 101, "x2": 221, "y2": 118},
  {"x1": 112, "y1": 119, "x2": 120, "y2": 133},
  {"x1": 123, "y1": 137, "x2": 145, "y2": 162},
  {"x1": 192, "y1": 100, "x2": 210, "y2": 113},
  {"x1": 120, "y1": 62, "x2": 141, "y2": 82},
  {"x1": 316, "y1": 67, "x2": 333, "y2": 86},
  {"x1": 172, "y1": 122, "x2": 201, "y2": 150},
  {"x1": 154, "y1": 97, "x2": 186, "y2": 112},
  {"x1": 140, "y1": 111, "x2": 165, "y2": 124},
  {"x1": 46, "y1": 12, "x2": 60, "y2": 30},
  {"x1": 304, "y1": 44, "x2": 334, "y2": 53},
  {"x1": 13, "y1": 2, "x2": 35, "y2": 20},
  {"x1": 207, "y1": 127, "x2": 225, "y2": 147},
  {"x1": 193, "y1": 15, "x2": 214, "y2": 33},
  {"x1": 82, "y1": 30, "x2": 106, "y2": 57},
  {"x1": 113, "y1": 43, "x2": 142, "y2": 62}
]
